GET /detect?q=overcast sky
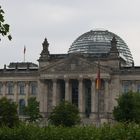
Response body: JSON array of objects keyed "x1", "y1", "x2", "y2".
[{"x1": 0, "y1": 0, "x2": 140, "y2": 68}]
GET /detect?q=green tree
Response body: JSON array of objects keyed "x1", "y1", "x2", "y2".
[
  {"x1": 24, "y1": 97, "x2": 42, "y2": 122},
  {"x1": 113, "y1": 91, "x2": 140, "y2": 123},
  {"x1": 0, "y1": 5, "x2": 12, "y2": 41},
  {"x1": 48, "y1": 101, "x2": 81, "y2": 127},
  {"x1": 0, "y1": 97, "x2": 19, "y2": 127}
]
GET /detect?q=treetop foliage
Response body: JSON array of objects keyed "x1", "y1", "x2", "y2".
[
  {"x1": 0, "y1": 97, "x2": 19, "y2": 127},
  {"x1": 48, "y1": 101, "x2": 81, "y2": 127},
  {"x1": 24, "y1": 97, "x2": 42, "y2": 123},
  {"x1": 113, "y1": 91, "x2": 140, "y2": 123},
  {"x1": 0, "y1": 5, "x2": 12, "y2": 41}
]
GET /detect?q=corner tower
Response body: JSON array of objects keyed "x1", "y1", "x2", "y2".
[{"x1": 38, "y1": 38, "x2": 50, "y2": 68}]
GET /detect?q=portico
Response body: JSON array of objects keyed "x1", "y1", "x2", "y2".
[{"x1": 39, "y1": 73, "x2": 110, "y2": 120}]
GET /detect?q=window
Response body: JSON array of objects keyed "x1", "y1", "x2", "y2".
[
  {"x1": 123, "y1": 81, "x2": 131, "y2": 93},
  {"x1": 19, "y1": 99, "x2": 25, "y2": 115},
  {"x1": 30, "y1": 82, "x2": 37, "y2": 95},
  {"x1": 137, "y1": 84, "x2": 140, "y2": 93},
  {"x1": 18, "y1": 82, "x2": 25, "y2": 95},
  {"x1": 72, "y1": 80, "x2": 78, "y2": 107},
  {"x1": 123, "y1": 84, "x2": 129, "y2": 93},
  {"x1": 84, "y1": 80, "x2": 91, "y2": 118},
  {"x1": 7, "y1": 82, "x2": 14, "y2": 95}
]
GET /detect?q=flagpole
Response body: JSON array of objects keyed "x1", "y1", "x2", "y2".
[
  {"x1": 24, "y1": 46, "x2": 26, "y2": 62},
  {"x1": 97, "y1": 84, "x2": 100, "y2": 126},
  {"x1": 24, "y1": 53, "x2": 25, "y2": 62},
  {"x1": 97, "y1": 59, "x2": 100, "y2": 126}
]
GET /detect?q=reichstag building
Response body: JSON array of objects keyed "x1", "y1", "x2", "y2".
[{"x1": 0, "y1": 29, "x2": 139, "y2": 123}]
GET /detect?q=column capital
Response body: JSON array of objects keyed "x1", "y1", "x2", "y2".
[
  {"x1": 2, "y1": 81, "x2": 7, "y2": 85},
  {"x1": 131, "y1": 80, "x2": 136, "y2": 83},
  {"x1": 64, "y1": 75, "x2": 69, "y2": 79},
  {"x1": 104, "y1": 78, "x2": 110, "y2": 82},
  {"x1": 13, "y1": 81, "x2": 18, "y2": 86},
  {"x1": 64, "y1": 77, "x2": 69, "y2": 82},
  {"x1": 78, "y1": 77, "x2": 83, "y2": 82},
  {"x1": 25, "y1": 81, "x2": 30, "y2": 86},
  {"x1": 39, "y1": 79, "x2": 46, "y2": 83},
  {"x1": 52, "y1": 79, "x2": 57, "y2": 83},
  {"x1": 90, "y1": 78, "x2": 96, "y2": 82}
]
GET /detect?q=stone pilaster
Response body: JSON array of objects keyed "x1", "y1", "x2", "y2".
[
  {"x1": 2, "y1": 81, "x2": 6, "y2": 97},
  {"x1": 14, "y1": 82, "x2": 18, "y2": 103},
  {"x1": 25, "y1": 81, "x2": 29, "y2": 106}
]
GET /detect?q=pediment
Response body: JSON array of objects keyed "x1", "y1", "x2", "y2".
[{"x1": 40, "y1": 54, "x2": 111, "y2": 74}]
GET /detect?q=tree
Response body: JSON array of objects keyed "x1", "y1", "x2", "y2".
[
  {"x1": 113, "y1": 91, "x2": 140, "y2": 123},
  {"x1": 48, "y1": 101, "x2": 81, "y2": 127},
  {"x1": 0, "y1": 97, "x2": 19, "y2": 127},
  {"x1": 0, "y1": 5, "x2": 12, "y2": 41},
  {"x1": 24, "y1": 97, "x2": 42, "y2": 122}
]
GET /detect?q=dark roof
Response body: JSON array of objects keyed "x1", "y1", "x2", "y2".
[{"x1": 8, "y1": 62, "x2": 38, "y2": 68}]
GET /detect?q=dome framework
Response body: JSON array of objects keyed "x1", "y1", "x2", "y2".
[{"x1": 68, "y1": 30, "x2": 133, "y2": 65}]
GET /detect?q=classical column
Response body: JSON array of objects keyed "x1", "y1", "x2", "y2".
[
  {"x1": 43, "y1": 81, "x2": 48, "y2": 115},
  {"x1": 90, "y1": 78, "x2": 96, "y2": 119},
  {"x1": 105, "y1": 79, "x2": 109, "y2": 113},
  {"x1": 38, "y1": 79, "x2": 49, "y2": 117},
  {"x1": 78, "y1": 78, "x2": 85, "y2": 117},
  {"x1": 38, "y1": 80, "x2": 44, "y2": 113},
  {"x1": 2, "y1": 81, "x2": 6, "y2": 97},
  {"x1": 65, "y1": 78, "x2": 70, "y2": 102},
  {"x1": 14, "y1": 81, "x2": 18, "y2": 103},
  {"x1": 52, "y1": 79, "x2": 57, "y2": 107},
  {"x1": 25, "y1": 81, "x2": 29, "y2": 106}
]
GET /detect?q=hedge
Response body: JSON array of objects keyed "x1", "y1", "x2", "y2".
[{"x1": 0, "y1": 123, "x2": 140, "y2": 140}]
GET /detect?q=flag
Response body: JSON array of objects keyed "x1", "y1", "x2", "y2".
[
  {"x1": 24, "y1": 46, "x2": 26, "y2": 54},
  {"x1": 96, "y1": 61, "x2": 101, "y2": 90}
]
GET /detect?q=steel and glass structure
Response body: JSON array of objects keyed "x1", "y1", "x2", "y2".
[{"x1": 68, "y1": 30, "x2": 133, "y2": 65}]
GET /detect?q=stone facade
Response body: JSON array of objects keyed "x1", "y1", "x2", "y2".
[{"x1": 0, "y1": 33, "x2": 140, "y2": 124}]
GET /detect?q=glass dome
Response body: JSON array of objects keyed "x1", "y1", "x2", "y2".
[{"x1": 68, "y1": 30, "x2": 133, "y2": 65}]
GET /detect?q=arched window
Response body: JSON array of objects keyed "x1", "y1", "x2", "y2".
[
  {"x1": 7, "y1": 82, "x2": 14, "y2": 95},
  {"x1": 19, "y1": 99, "x2": 25, "y2": 115}
]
